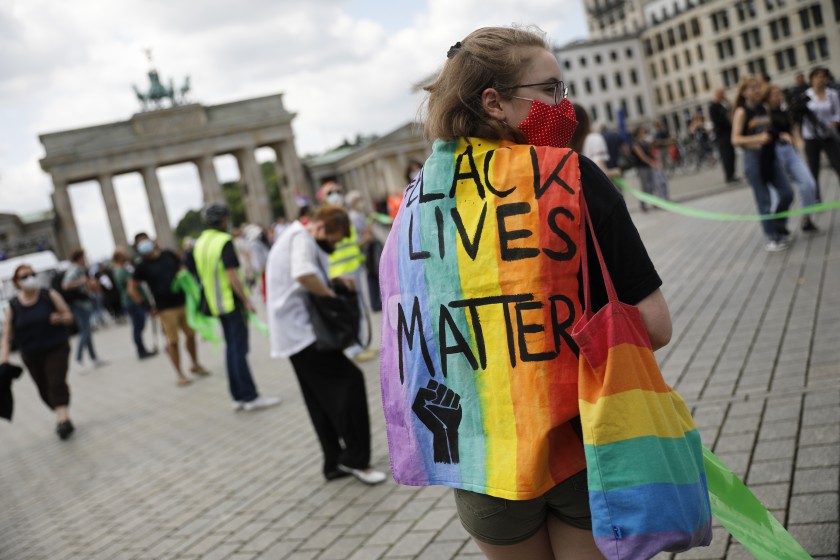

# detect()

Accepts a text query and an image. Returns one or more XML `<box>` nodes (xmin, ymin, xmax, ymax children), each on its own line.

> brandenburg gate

<box><xmin>39</xmin><ymin>93</ymin><xmax>309</xmax><ymax>255</ymax></box>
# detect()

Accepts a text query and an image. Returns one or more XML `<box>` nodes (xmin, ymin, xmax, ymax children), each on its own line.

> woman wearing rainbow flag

<box><xmin>379</xmin><ymin>26</ymin><xmax>672</xmax><ymax>559</ymax></box>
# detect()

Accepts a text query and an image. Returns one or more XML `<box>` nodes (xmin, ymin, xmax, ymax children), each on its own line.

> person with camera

<box><xmin>799</xmin><ymin>66</ymin><xmax>840</xmax><ymax>202</ymax></box>
<box><xmin>265</xmin><ymin>205</ymin><xmax>386</xmax><ymax>485</ymax></box>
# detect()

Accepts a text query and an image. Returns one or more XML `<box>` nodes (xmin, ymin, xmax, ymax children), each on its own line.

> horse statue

<box><xmin>132</xmin><ymin>63</ymin><xmax>190</xmax><ymax>111</ymax></box>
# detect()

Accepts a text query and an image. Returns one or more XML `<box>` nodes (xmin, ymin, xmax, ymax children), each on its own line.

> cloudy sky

<box><xmin>0</xmin><ymin>0</ymin><xmax>586</xmax><ymax>260</ymax></box>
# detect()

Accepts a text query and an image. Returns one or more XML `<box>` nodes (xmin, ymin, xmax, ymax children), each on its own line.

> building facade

<box><xmin>556</xmin><ymin>35</ymin><xmax>655</xmax><ymax>131</ymax></box>
<box><xmin>578</xmin><ymin>0</ymin><xmax>839</xmax><ymax>134</ymax></box>
<box><xmin>0</xmin><ymin>212</ymin><xmax>61</xmax><ymax>260</ymax></box>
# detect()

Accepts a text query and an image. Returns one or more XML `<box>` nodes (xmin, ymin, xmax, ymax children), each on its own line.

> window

<box><xmin>678</xmin><ymin>80</ymin><xmax>685</xmax><ymax>98</ymax></box>
<box><xmin>626</xmin><ymin>47</ymin><xmax>633</xmax><ymax>58</ymax></box>
<box><xmin>697</xmin><ymin>44</ymin><xmax>705</xmax><ymax>61</ymax></box>
<box><xmin>564</xmin><ymin>60</ymin><xmax>571</xmax><ymax>69</ymax></box>
<box><xmin>615</xmin><ymin>72</ymin><xmax>623</xmax><ymax>87</ymax></box>
<box><xmin>774</xmin><ymin>47</ymin><xmax>797</xmax><ymax>70</ymax></box>
<box><xmin>818</xmin><ymin>36</ymin><xmax>829</xmax><ymax>58</ymax></box>
<box><xmin>569</xmin><ymin>81</ymin><xmax>577</xmax><ymax>96</ymax></box>
<box><xmin>673</xmin><ymin>53</ymin><xmax>680</xmax><ymax>70</ymax></box>
<box><xmin>636</xmin><ymin>95</ymin><xmax>645</xmax><ymax>115</ymax></box>
<box><xmin>610</xmin><ymin>50</ymin><xmax>618</xmax><ymax>61</ymax></box>
<box><xmin>579</xmin><ymin>56</ymin><xmax>587</xmax><ymax>67</ymax></box>
<box><xmin>591</xmin><ymin>105</ymin><xmax>599</xmax><ymax>121</ymax></box>
<box><xmin>835</xmin><ymin>0</ymin><xmax>840</xmax><ymax>22</ymax></box>
<box><xmin>690</xmin><ymin>75</ymin><xmax>698</xmax><ymax>94</ymax></box>
<box><xmin>662</xmin><ymin>58</ymin><xmax>668</xmax><ymax>73</ymax></box>
<box><xmin>651</xmin><ymin>63</ymin><xmax>658</xmax><ymax>79</ymax></box>
<box><xmin>703</xmin><ymin>70</ymin><xmax>710</xmax><ymax>90</ymax></box>
<box><xmin>765</xmin><ymin>0</ymin><xmax>774</xmax><ymax>11</ymax></box>
<box><xmin>656</xmin><ymin>34</ymin><xmax>664</xmax><ymax>51</ymax></box>
<box><xmin>806</xmin><ymin>39</ymin><xmax>818</xmax><ymax>61</ymax></box>
<box><xmin>679</xmin><ymin>23</ymin><xmax>688</xmax><ymax>41</ymax></box>
<box><xmin>691</xmin><ymin>17</ymin><xmax>701</xmax><ymax>36</ymax></box>
<box><xmin>742</xmin><ymin>28</ymin><xmax>762</xmax><ymax>51</ymax></box>
<box><xmin>631</xmin><ymin>69</ymin><xmax>638</xmax><ymax>84</ymax></box>
<box><xmin>800</xmin><ymin>7</ymin><xmax>811</xmax><ymax>29</ymax></box>
<box><xmin>721</xmin><ymin>67</ymin><xmax>740</xmax><ymax>87</ymax></box>
<box><xmin>667</xmin><ymin>28</ymin><xmax>676</xmax><ymax>46</ymax></box>
<box><xmin>655</xmin><ymin>87</ymin><xmax>663</xmax><ymax>105</ymax></box>
<box><xmin>595</xmin><ymin>53</ymin><xmax>603</xmax><ymax>63</ymax></box>
<box><xmin>585</xmin><ymin>78</ymin><xmax>592</xmax><ymax>94</ymax></box>
<box><xmin>644</xmin><ymin>38</ymin><xmax>653</xmax><ymax>56</ymax></box>
<box><xmin>666</xmin><ymin>84</ymin><xmax>674</xmax><ymax>103</ymax></box>
<box><xmin>599</xmin><ymin>75</ymin><xmax>607</xmax><ymax>90</ymax></box>
<box><xmin>781</xmin><ymin>16</ymin><xmax>790</xmax><ymax>36</ymax></box>
<box><xmin>812</xmin><ymin>4</ymin><xmax>823</xmax><ymax>25</ymax></box>
<box><xmin>685</xmin><ymin>49</ymin><xmax>692</xmax><ymax>65</ymax></box>
<box><xmin>606</xmin><ymin>103</ymin><xmax>614</xmax><ymax>121</ymax></box>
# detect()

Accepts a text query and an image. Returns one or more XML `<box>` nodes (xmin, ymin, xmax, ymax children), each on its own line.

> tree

<box><xmin>174</xmin><ymin>160</ymin><xmax>286</xmax><ymax>244</ymax></box>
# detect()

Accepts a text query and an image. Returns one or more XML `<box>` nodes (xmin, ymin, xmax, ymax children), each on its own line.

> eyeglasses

<box><xmin>496</xmin><ymin>80</ymin><xmax>568</xmax><ymax>105</ymax></box>
<box><xmin>16</xmin><ymin>273</ymin><xmax>35</xmax><ymax>281</ymax></box>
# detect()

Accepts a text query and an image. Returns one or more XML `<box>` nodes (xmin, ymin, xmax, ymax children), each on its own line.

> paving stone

<box><xmin>747</xmin><ymin>458</ymin><xmax>794</xmax><ymax>485</ymax></box>
<box><xmin>793</xmin><ymin>467</ymin><xmax>840</xmax><ymax>494</ymax></box>
<box><xmin>757</xmin><ymin>420</ymin><xmax>799</xmax><ymax>442</ymax></box>
<box><xmin>383</xmin><ymin>531</ymin><xmax>437</xmax><ymax>557</ymax></box>
<box><xmin>788</xmin><ymin>494</ymin><xmax>839</xmax><ymax>523</ymax></box>
<box><xmin>787</xmin><ymin>524</ymin><xmax>840</xmax><ymax>557</ymax></box>
<box><xmin>414</xmin><ymin>540</ymin><xmax>465</xmax><ymax>560</ymax></box>
<box><xmin>799</xmin><ymin>424</ymin><xmax>840</xmax><ymax>446</ymax></box>
<box><xmin>319</xmin><ymin>536</ymin><xmax>368</xmax><ymax>560</ymax></box>
<box><xmin>365</xmin><ymin>521</ymin><xmax>414</xmax><ymax>546</ymax></box>
<box><xmin>796</xmin><ymin>444</ymin><xmax>840</xmax><ymax>469</ymax></box>
<box><xmin>752</xmin><ymin>438</ymin><xmax>796</xmax><ymax>461</ymax></box>
<box><xmin>747</xmin><ymin>482</ymin><xmax>790</xmax><ymax>510</ymax></box>
<box><xmin>713</xmin><ymin>433</ymin><xmax>756</xmax><ymax>454</ymax></box>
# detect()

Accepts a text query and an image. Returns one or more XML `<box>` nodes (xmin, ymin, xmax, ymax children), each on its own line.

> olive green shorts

<box><xmin>453</xmin><ymin>470</ymin><xmax>591</xmax><ymax>546</ymax></box>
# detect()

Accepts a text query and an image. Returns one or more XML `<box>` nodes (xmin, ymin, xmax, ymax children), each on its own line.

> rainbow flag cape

<box><xmin>379</xmin><ymin>138</ymin><xmax>587</xmax><ymax>499</ymax></box>
<box><xmin>572</xmin><ymin>202</ymin><xmax>712</xmax><ymax>558</ymax></box>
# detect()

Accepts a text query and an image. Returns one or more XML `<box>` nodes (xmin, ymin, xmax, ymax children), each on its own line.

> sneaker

<box><xmin>337</xmin><ymin>465</ymin><xmax>387</xmax><ymax>485</ymax></box>
<box><xmin>765</xmin><ymin>240</ymin><xmax>790</xmax><ymax>252</ymax></box>
<box><xmin>138</xmin><ymin>350</ymin><xmax>157</xmax><ymax>360</ymax></box>
<box><xmin>802</xmin><ymin>220</ymin><xmax>820</xmax><ymax>233</ymax></box>
<box><xmin>352</xmin><ymin>349</ymin><xmax>379</xmax><ymax>363</ymax></box>
<box><xmin>56</xmin><ymin>420</ymin><xmax>75</xmax><ymax>440</ymax></box>
<box><xmin>241</xmin><ymin>396</ymin><xmax>281</xmax><ymax>411</ymax></box>
<box><xmin>232</xmin><ymin>401</ymin><xmax>245</xmax><ymax>412</ymax></box>
<box><xmin>92</xmin><ymin>359</ymin><xmax>108</xmax><ymax>368</ymax></box>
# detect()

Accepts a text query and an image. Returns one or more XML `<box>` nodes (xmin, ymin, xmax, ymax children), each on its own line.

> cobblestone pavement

<box><xmin>1</xmin><ymin>168</ymin><xmax>838</xmax><ymax>559</ymax></box>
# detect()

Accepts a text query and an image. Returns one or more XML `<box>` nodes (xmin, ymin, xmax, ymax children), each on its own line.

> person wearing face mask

<box><xmin>128</xmin><ymin>232</ymin><xmax>209</xmax><ymax>386</ymax></box>
<box><xmin>265</xmin><ymin>205</ymin><xmax>386</xmax><ymax>485</ymax></box>
<box><xmin>191</xmin><ymin>204</ymin><xmax>280</xmax><ymax>411</ymax></box>
<box><xmin>378</xmin><ymin>26</ymin><xmax>671</xmax><ymax>559</ymax></box>
<box><xmin>321</xmin><ymin>182</ymin><xmax>378</xmax><ymax>363</ymax></box>
<box><xmin>1</xmin><ymin>265</ymin><xmax>76</xmax><ymax>439</ymax></box>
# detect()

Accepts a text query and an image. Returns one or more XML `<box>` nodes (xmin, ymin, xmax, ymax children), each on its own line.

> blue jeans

<box><xmin>742</xmin><ymin>149</ymin><xmax>794</xmax><ymax>241</ymax></box>
<box><xmin>775</xmin><ymin>142</ymin><xmax>817</xmax><ymax>211</ymax></box>
<box><xmin>71</xmin><ymin>303</ymin><xmax>97</xmax><ymax>363</ymax></box>
<box><xmin>219</xmin><ymin>310</ymin><xmax>259</xmax><ymax>403</ymax></box>
<box><xmin>125</xmin><ymin>303</ymin><xmax>149</xmax><ymax>356</ymax></box>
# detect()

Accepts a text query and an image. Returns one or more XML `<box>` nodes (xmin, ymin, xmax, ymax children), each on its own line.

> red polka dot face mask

<box><xmin>515</xmin><ymin>98</ymin><xmax>578</xmax><ymax>149</ymax></box>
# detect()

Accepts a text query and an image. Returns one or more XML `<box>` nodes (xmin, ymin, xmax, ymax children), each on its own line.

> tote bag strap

<box><xmin>579</xmin><ymin>192</ymin><xmax>618</xmax><ymax>321</ymax></box>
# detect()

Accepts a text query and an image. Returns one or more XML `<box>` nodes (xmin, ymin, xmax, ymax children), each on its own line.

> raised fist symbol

<box><xmin>412</xmin><ymin>379</ymin><xmax>462</xmax><ymax>464</ymax></box>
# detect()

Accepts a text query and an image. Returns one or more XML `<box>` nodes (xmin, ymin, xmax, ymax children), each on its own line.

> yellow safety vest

<box><xmin>328</xmin><ymin>225</ymin><xmax>365</xmax><ymax>278</ymax></box>
<box><xmin>193</xmin><ymin>229</ymin><xmax>245</xmax><ymax>316</ymax></box>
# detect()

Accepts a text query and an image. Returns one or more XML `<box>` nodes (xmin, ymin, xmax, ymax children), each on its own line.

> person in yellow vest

<box><xmin>322</xmin><ymin>184</ymin><xmax>378</xmax><ymax>363</ymax></box>
<box><xmin>191</xmin><ymin>204</ymin><xmax>280</xmax><ymax>412</ymax></box>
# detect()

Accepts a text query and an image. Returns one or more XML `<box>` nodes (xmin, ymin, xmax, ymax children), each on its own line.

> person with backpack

<box><xmin>1</xmin><ymin>264</ymin><xmax>76</xmax><ymax>439</ymax></box>
<box><xmin>62</xmin><ymin>249</ymin><xmax>105</xmax><ymax>368</ymax></box>
<box><xmin>799</xmin><ymin>66</ymin><xmax>840</xmax><ymax>202</ymax></box>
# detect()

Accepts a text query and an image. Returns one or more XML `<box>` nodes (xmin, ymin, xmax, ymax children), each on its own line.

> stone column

<box><xmin>270</xmin><ymin>151</ymin><xmax>297</xmax><ymax>221</ymax></box>
<box><xmin>235</xmin><ymin>147</ymin><xmax>272</xmax><ymax>226</ymax></box>
<box><xmin>141</xmin><ymin>165</ymin><xmax>176</xmax><ymax>250</ymax></box>
<box><xmin>275</xmin><ymin>141</ymin><xmax>313</xmax><ymax>204</ymax></box>
<box><xmin>50</xmin><ymin>178</ymin><xmax>80</xmax><ymax>258</ymax></box>
<box><xmin>98</xmin><ymin>173</ymin><xmax>128</xmax><ymax>249</ymax></box>
<box><xmin>195</xmin><ymin>154</ymin><xmax>224</xmax><ymax>205</ymax></box>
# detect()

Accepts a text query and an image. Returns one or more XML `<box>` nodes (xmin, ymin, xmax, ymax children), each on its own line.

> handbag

<box><xmin>305</xmin><ymin>256</ymin><xmax>361</xmax><ymax>351</ymax></box>
<box><xmin>571</xmin><ymin>195</ymin><xmax>712</xmax><ymax>559</ymax></box>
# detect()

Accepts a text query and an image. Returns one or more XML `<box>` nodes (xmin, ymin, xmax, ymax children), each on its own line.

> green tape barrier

<box><xmin>614</xmin><ymin>178</ymin><xmax>840</xmax><ymax>221</ymax></box>
<box><xmin>704</xmin><ymin>448</ymin><xmax>812</xmax><ymax>559</ymax></box>
<box><xmin>248</xmin><ymin>312</ymin><xmax>270</xmax><ymax>336</ymax></box>
<box><xmin>171</xmin><ymin>270</ymin><xmax>222</xmax><ymax>345</ymax></box>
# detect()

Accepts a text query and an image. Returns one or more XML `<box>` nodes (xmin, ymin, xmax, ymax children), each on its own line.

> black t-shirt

<box><xmin>133</xmin><ymin>250</ymin><xmax>185</xmax><ymax>310</ymax></box>
<box><xmin>741</xmin><ymin>103</ymin><xmax>771</xmax><ymax>137</ymax></box>
<box><xmin>770</xmin><ymin>108</ymin><xmax>793</xmax><ymax>135</ymax></box>
<box><xmin>709</xmin><ymin>101</ymin><xmax>732</xmax><ymax>135</ymax></box>
<box><xmin>579</xmin><ymin>156</ymin><xmax>662</xmax><ymax>312</ymax></box>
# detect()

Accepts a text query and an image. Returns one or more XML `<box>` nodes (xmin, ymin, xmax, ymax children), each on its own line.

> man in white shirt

<box><xmin>266</xmin><ymin>206</ymin><xmax>386</xmax><ymax>485</ymax></box>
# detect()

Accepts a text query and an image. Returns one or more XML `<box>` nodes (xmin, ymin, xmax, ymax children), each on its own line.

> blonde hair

<box><xmin>423</xmin><ymin>26</ymin><xmax>548</xmax><ymax>142</ymax></box>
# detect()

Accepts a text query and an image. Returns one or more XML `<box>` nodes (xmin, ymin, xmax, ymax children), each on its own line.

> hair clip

<box><xmin>446</xmin><ymin>41</ymin><xmax>462</xmax><ymax>59</ymax></box>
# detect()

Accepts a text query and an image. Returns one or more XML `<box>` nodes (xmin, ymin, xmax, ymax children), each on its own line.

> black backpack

<box><xmin>50</xmin><ymin>270</ymin><xmax>88</xmax><ymax>304</ymax></box>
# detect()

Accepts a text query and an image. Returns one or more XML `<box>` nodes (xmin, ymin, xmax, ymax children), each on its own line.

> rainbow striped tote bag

<box><xmin>571</xmin><ymin>198</ymin><xmax>712</xmax><ymax>559</ymax></box>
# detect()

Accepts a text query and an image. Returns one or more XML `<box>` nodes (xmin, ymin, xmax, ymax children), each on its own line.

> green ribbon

<box><xmin>704</xmin><ymin>448</ymin><xmax>812</xmax><ymax>559</ymax></box>
<box><xmin>170</xmin><ymin>270</ymin><xmax>222</xmax><ymax>345</ymax></box>
<box><xmin>248</xmin><ymin>312</ymin><xmax>270</xmax><ymax>336</ymax></box>
<box><xmin>614</xmin><ymin>178</ymin><xmax>840</xmax><ymax>221</ymax></box>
